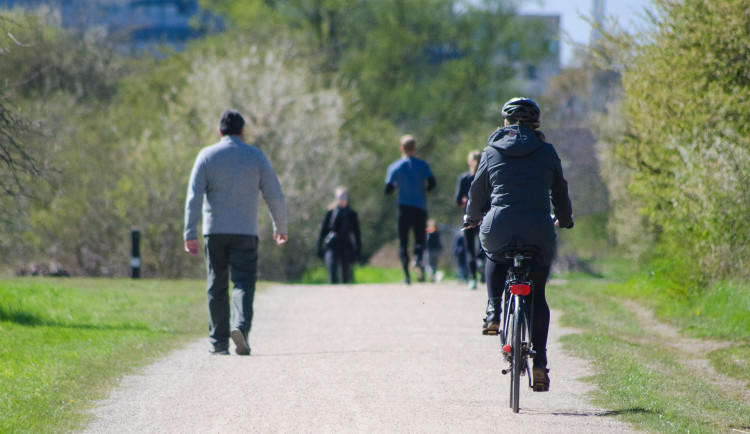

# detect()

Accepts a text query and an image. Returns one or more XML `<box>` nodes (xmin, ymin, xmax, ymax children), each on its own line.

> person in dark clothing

<box><xmin>424</xmin><ymin>219</ymin><xmax>443</xmax><ymax>282</ymax></box>
<box><xmin>454</xmin><ymin>149</ymin><xmax>485</xmax><ymax>289</ymax></box>
<box><xmin>464</xmin><ymin>97</ymin><xmax>574</xmax><ymax>392</ymax></box>
<box><xmin>452</xmin><ymin>231</ymin><xmax>469</xmax><ymax>282</ymax></box>
<box><xmin>316</xmin><ymin>186</ymin><xmax>362</xmax><ymax>284</ymax></box>
<box><xmin>385</xmin><ymin>135</ymin><xmax>436</xmax><ymax>284</ymax></box>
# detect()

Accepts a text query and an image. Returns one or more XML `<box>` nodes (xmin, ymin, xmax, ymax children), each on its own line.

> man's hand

<box><xmin>185</xmin><ymin>239</ymin><xmax>199</xmax><ymax>256</ymax></box>
<box><xmin>274</xmin><ymin>233</ymin><xmax>288</xmax><ymax>245</ymax></box>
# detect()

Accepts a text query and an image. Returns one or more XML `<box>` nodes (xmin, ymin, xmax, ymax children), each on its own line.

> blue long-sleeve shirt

<box><xmin>184</xmin><ymin>135</ymin><xmax>288</xmax><ymax>240</ymax></box>
<box><xmin>384</xmin><ymin>156</ymin><xmax>435</xmax><ymax>210</ymax></box>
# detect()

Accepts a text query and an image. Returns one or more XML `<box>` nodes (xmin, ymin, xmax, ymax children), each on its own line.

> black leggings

<box><xmin>397</xmin><ymin>205</ymin><xmax>426</xmax><ymax>268</ymax></box>
<box><xmin>485</xmin><ymin>258</ymin><xmax>550</xmax><ymax>355</ymax></box>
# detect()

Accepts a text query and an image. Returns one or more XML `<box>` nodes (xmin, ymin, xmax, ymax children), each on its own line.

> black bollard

<box><xmin>131</xmin><ymin>229</ymin><xmax>141</xmax><ymax>279</ymax></box>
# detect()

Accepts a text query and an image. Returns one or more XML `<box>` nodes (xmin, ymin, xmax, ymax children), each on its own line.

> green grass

<box><xmin>709</xmin><ymin>344</ymin><xmax>750</xmax><ymax>389</ymax></box>
<box><xmin>297</xmin><ymin>265</ymin><xmax>406</xmax><ymax>284</ymax></box>
<box><xmin>617</xmin><ymin>275</ymin><xmax>750</xmax><ymax>341</ymax></box>
<box><xmin>549</xmin><ymin>269</ymin><xmax>750</xmax><ymax>433</ymax></box>
<box><xmin>0</xmin><ymin>277</ymin><xmax>207</xmax><ymax>433</ymax></box>
<box><xmin>556</xmin><ymin>212</ymin><xmax>750</xmax><ymax>424</ymax></box>
<box><xmin>609</xmin><ymin>268</ymin><xmax>750</xmax><ymax>407</ymax></box>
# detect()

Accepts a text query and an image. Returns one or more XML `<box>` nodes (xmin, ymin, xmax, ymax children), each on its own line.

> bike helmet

<box><xmin>501</xmin><ymin>97</ymin><xmax>541</xmax><ymax>123</ymax></box>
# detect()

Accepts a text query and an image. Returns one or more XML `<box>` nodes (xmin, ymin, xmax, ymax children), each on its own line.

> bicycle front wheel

<box><xmin>511</xmin><ymin>296</ymin><xmax>524</xmax><ymax>413</ymax></box>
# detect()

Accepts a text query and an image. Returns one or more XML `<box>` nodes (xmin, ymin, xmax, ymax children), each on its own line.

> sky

<box><xmin>518</xmin><ymin>0</ymin><xmax>654</xmax><ymax>66</ymax></box>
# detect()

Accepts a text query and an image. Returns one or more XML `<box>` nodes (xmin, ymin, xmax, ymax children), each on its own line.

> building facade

<box><xmin>0</xmin><ymin>0</ymin><xmax>214</xmax><ymax>51</ymax></box>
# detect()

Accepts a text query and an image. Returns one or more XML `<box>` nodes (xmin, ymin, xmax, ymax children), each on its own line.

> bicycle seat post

<box><xmin>513</xmin><ymin>253</ymin><xmax>523</xmax><ymax>268</ymax></box>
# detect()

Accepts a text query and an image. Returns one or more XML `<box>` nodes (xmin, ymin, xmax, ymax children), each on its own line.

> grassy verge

<box><xmin>611</xmin><ymin>262</ymin><xmax>750</xmax><ymax>393</ymax></box>
<box><xmin>0</xmin><ymin>277</ymin><xmax>209</xmax><ymax>433</ymax></box>
<box><xmin>549</xmin><ymin>270</ymin><xmax>750</xmax><ymax>432</ymax></box>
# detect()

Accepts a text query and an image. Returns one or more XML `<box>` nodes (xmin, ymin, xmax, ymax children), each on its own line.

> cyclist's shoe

<box><xmin>231</xmin><ymin>329</ymin><xmax>251</xmax><ymax>356</ymax></box>
<box><xmin>482</xmin><ymin>320</ymin><xmax>500</xmax><ymax>335</ymax></box>
<box><xmin>482</xmin><ymin>297</ymin><xmax>502</xmax><ymax>335</ymax></box>
<box><xmin>532</xmin><ymin>366</ymin><xmax>550</xmax><ymax>391</ymax></box>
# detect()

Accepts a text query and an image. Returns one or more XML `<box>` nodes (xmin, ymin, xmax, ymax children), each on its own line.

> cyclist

<box><xmin>464</xmin><ymin>97</ymin><xmax>573</xmax><ymax>391</ymax></box>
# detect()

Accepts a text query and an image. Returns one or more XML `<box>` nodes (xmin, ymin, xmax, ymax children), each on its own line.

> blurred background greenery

<box><xmin>1</xmin><ymin>0</ymin><xmax>749</xmax><ymax>298</ymax></box>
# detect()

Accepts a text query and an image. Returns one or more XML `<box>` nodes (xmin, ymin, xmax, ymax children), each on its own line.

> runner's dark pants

<box><xmin>485</xmin><ymin>257</ymin><xmax>550</xmax><ymax>364</ymax></box>
<box><xmin>397</xmin><ymin>205</ymin><xmax>426</xmax><ymax>277</ymax></box>
<box><xmin>204</xmin><ymin>234</ymin><xmax>258</xmax><ymax>351</ymax></box>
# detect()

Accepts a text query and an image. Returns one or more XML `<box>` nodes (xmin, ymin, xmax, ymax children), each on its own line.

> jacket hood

<box><xmin>487</xmin><ymin>125</ymin><xmax>543</xmax><ymax>157</ymax></box>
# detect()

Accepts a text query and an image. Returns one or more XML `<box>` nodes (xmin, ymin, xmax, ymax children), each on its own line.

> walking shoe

<box><xmin>468</xmin><ymin>279</ymin><xmax>477</xmax><ymax>290</ymax></box>
<box><xmin>482</xmin><ymin>320</ymin><xmax>500</xmax><ymax>335</ymax></box>
<box><xmin>231</xmin><ymin>329</ymin><xmax>251</xmax><ymax>356</ymax></box>
<box><xmin>532</xmin><ymin>366</ymin><xmax>550</xmax><ymax>391</ymax></box>
<box><xmin>403</xmin><ymin>275</ymin><xmax>411</xmax><ymax>285</ymax></box>
<box><xmin>209</xmin><ymin>346</ymin><xmax>229</xmax><ymax>355</ymax></box>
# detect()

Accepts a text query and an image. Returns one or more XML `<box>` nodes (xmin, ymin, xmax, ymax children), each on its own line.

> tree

<box><xmin>606</xmin><ymin>0</ymin><xmax>750</xmax><ymax>282</ymax></box>
<box><xmin>0</xmin><ymin>9</ymin><xmax>128</xmax><ymax>275</ymax></box>
<box><xmin>0</xmin><ymin>14</ymin><xmax>45</xmax><ymax>204</ymax></box>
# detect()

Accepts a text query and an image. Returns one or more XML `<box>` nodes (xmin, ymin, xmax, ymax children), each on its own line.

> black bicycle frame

<box><xmin>499</xmin><ymin>252</ymin><xmax>536</xmax><ymax>386</ymax></box>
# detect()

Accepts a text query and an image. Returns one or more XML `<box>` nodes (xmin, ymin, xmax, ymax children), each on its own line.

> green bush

<box><xmin>608</xmin><ymin>0</ymin><xmax>750</xmax><ymax>283</ymax></box>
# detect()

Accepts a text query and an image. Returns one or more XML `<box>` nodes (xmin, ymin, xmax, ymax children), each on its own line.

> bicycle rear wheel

<box><xmin>503</xmin><ymin>294</ymin><xmax>513</xmax><ymax>408</ymax></box>
<box><xmin>511</xmin><ymin>296</ymin><xmax>524</xmax><ymax>413</ymax></box>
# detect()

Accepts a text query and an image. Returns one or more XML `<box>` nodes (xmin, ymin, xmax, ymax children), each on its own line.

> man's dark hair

<box><xmin>219</xmin><ymin>110</ymin><xmax>245</xmax><ymax>136</ymax></box>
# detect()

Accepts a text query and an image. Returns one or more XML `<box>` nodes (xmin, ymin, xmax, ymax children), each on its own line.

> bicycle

<box><xmin>496</xmin><ymin>246</ymin><xmax>540</xmax><ymax>413</ymax></box>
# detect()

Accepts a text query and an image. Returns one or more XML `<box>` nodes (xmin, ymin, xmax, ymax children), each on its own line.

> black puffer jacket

<box><xmin>317</xmin><ymin>205</ymin><xmax>362</xmax><ymax>258</ymax></box>
<box><xmin>466</xmin><ymin>125</ymin><xmax>573</xmax><ymax>265</ymax></box>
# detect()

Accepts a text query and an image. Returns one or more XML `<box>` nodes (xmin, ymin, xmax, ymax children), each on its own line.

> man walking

<box><xmin>184</xmin><ymin>109</ymin><xmax>288</xmax><ymax>355</ymax></box>
<box><xmin>384</xmin><ymin>135</ymin><xmax>436</xmax><ymax>284</ymax></box>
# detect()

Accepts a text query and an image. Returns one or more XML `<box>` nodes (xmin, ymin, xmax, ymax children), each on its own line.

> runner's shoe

<box><xmin>413</xmin><ymin>261</ymin><xmax>426</xmax><ymax>282</ymax></box>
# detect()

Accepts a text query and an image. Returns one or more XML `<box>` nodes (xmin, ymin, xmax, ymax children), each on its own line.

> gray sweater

<box><xmin>184</xmin><ymin>135</ymin><xmax>288</xmax><ymax>240</ymax></box>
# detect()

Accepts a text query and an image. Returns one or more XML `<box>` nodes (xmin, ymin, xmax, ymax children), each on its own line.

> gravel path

<box><xmin>83</xmin><ymin>281</ymin><xmax>636</xmax><ymax>433</ymax></box>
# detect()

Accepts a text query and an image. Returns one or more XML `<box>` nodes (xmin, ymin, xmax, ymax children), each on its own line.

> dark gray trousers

<box><xmin>324</xmin><ymin>248</ymin><xmax>353</xmax><ymax>284</ymax></box>
<box><xmin>204</xmin><ymin>234</ymin><xmax>258</xmax><ymax>350</ymax></box>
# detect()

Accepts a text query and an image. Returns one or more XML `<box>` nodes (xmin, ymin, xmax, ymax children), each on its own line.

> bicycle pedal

<box><xmin>482</xmin><ymin>330</ymin><xmax>498</xmax><ymax>335</ymax></box>
<box><xmin>501</xmin><ymin>368</ymin><xmax>510</xmax><ymax>375</ymax></box>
